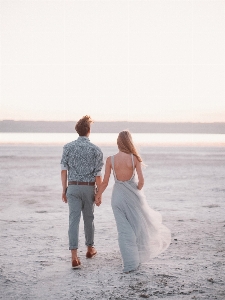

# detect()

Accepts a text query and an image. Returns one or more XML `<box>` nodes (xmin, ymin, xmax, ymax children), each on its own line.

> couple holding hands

<box><xmin>60</xmin><ymin>115</ymin><xmax>170</xmax><ymax>273</ymax></box>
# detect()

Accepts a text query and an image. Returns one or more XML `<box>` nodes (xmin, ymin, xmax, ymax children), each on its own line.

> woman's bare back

<box><xmin>113</xmin><ymin>152</ymin><xmax>134</xmax><ymax>181</ymax></box>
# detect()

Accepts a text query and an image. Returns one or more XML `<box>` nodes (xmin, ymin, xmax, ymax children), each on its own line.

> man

<box><xmin>60</xmin><ymin>115</ymin><xmax>103</xmax><ymax>268</ymax></box>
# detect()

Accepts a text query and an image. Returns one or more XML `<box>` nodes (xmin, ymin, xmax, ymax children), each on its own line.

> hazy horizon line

<box><xmin>1</xmin><ymin>120</ymin><xmax>225</xmax><ymax>124</ymax></box>
<box><xmin>1</xmin><ymin>120</ymin><xmax>225</xmax><ymax>134</ymax></box>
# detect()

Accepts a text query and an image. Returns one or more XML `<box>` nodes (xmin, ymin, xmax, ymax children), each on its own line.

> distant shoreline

<box><xmin>0</xmin><ymin>120</ymin><xmax>225</xmax><ymax>134</ymax></box>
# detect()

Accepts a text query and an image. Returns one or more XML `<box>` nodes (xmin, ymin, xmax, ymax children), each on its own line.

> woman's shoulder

<box><xmin>106</xmin><ymin>156</ymin><xmax>113</xmax><ymax>164</ymax></box>
<box><xmin>107</xmin><ymin>153</ymin><xmax>119</xmax><ymax>159</ymax></box>
<box><xmin>106</xmin><ymin>153</ymin><xmax>119</xmax><ymax>165</ymax></box>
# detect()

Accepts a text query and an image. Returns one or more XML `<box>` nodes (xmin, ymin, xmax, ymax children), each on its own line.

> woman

<box><xmin>95</xmin><ymin>130</ymin><xmax>171</xmax><ymax>273</ymax></box>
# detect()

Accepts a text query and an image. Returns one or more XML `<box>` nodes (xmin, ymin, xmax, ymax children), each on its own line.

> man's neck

<box><xmin>78</xmin><ymin>135</ymin><xmax>89</xmax><ymax>138</ymax></box>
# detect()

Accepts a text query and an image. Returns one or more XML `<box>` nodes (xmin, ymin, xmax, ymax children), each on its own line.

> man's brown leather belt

<box><xmin>68</xmin><ymin>181</ymin><xmax>95</xmax><ymax>186</ymax></box>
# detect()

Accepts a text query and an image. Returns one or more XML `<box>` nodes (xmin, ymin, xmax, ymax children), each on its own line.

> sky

<box><xmin>0</xmin><ymin>0</ymin><xmax>225</xmax><ymax>122</ymax></box>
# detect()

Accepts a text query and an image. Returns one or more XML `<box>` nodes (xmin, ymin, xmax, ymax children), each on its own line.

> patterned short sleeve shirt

<box><xmin>60</xmin><ymin>136</ymin><xmax>104</xmax><ymax>182</ymax></box>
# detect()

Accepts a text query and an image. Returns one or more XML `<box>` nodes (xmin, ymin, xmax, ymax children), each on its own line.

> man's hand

<box><xmin>95</xmin><ymin>194</ymin><xmax>102</xmax><ymax>207</ymax></box>
<box><xmin>62</xmin><ymin>192</ymin><xmax>67</xmax><ymax>203</ymax></box>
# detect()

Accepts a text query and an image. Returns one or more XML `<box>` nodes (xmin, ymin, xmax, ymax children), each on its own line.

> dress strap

<box><xmin>111</xmin><ymin>156</ymin><xmax>117</xmax><ymax>180</ymax></box>
<box><xmin>131</xmin><ymin>154</ymin><xmax>135</xmax><ymax>170</ymax></box>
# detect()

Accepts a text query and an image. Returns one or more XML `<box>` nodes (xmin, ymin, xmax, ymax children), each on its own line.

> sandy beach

<box><xmin>0</xmin><ymin>145</ymin><xmax>224</xmax><ymax>299</ymax></box>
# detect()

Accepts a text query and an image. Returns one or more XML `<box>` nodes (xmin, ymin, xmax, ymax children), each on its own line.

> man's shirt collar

<box><xmin>77</xmin><ymin>136</ymin><xmax>90</xmax><ymax>142</ymax></box>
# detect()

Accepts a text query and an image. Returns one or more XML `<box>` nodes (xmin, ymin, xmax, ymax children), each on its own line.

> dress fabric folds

<box><xmin>111</xmin><ymin>155</ymin><xmax>171</xmax><ymax>272</ymax></box>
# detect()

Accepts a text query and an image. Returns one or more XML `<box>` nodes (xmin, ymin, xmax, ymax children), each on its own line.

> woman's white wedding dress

<box><xmin>111</xmin><ymin>154</ymin><xmax>171</xmax><ymax>272</ymax></box>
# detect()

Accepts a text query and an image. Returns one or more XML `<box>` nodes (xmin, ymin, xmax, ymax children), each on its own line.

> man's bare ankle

<box><xmin>71</xmin><ymin>249</ymin><xmax>78</xmax><ymax>260</ymax></box>
<box><xmin>87</xmin><ymin>246</ymin><xmax>95</xmax><ymax>253</ymax></box>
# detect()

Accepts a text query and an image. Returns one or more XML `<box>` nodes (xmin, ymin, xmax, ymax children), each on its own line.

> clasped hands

<box><xmin>95</xmin><ymin>193</ymin><xmax>102</xmax><ymax>207</ymax></box>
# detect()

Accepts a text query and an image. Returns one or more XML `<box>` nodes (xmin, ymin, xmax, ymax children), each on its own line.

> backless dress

<box><xmin>111</xmin><ymin>154</ymin><xmax>171</xmax><ymax>272</ymax></box>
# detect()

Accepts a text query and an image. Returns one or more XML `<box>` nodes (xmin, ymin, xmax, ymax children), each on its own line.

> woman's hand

<box><xmin>137</xmin><ymin>181</ymin><xmax>144</xmax><ymax>190</ymax></box>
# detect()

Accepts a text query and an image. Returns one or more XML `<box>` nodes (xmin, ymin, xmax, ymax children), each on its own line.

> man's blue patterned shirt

<box><xmin>60</xmin><ymin>136</ymin><xmax>104</xmax><ymax>182</ymax></box>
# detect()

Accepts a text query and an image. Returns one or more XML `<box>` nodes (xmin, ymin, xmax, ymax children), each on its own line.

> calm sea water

<box><xmin>0</xmin><ymin>132</ymin><xmax>225</xmax><ymax>146</ymax></box>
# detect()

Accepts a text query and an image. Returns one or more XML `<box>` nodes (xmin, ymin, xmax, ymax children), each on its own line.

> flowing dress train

<box><xmin>111</xmin><ymin>155</ymin><xmax>171</xmax><ymax>272</ymax></box>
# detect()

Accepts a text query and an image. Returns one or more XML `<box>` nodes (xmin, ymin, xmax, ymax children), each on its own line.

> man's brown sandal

<box><xmin>72</xmin><ymin>258</ymin><xmax>81</xmax><ymax>269</ymax></box>
<box><xmin>86</xmin><ymin>251</ymin><xmax>97</xmax><ymax>258</ymax></box>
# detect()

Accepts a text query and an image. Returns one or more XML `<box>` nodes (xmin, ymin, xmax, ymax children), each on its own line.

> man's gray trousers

<box><xmin>66</xmin><ymin>185</ymin><xmax>95</xmax><ymax>249</ymax></box>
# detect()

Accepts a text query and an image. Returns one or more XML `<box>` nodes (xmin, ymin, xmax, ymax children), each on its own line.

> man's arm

<box><xmin>93</xmin><ymin>149</ymin><xmax>104</xmax><ymax>206</ymax></box>
<box><xmin>94</xmin><ymin>149</ymin><xmax>104</xmax><ymax>178</ymax></box>
<box><xmin>61</xmin><ymin>170</ymin><xmax>68</xmax><ymax>203</ymax></box>
<box><xmin>60</xmin><ymin>144</ymin><xmax>69</xmax><ymax>203</ymax></box>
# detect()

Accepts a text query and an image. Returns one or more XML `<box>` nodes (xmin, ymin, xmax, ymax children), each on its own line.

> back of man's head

<box><xmin>75</xmin><ymin>115</ymin><xmax>93</xmax><ymax>136</ymax></box>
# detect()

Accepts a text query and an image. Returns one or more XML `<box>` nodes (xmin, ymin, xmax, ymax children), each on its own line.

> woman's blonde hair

<box><xmin>117</xmin><ymin>130</ymin><xmax>142</xmax><ymax>162</ymax></box>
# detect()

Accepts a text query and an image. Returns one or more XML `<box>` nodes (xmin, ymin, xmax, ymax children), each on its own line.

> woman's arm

<box><xmin>95</xmin><ymin>175</ymin><xmax>102</xmax><ymax>191</ymax></box>
<box><xmin>135</xmin><ymin>159</ymin><xmax>144</xmax><ymax>190</ymax></box>
<box><xmin>95</xmin><ymin>157</ymin><xmax>112</xmax><ymax>205</ymax></box>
